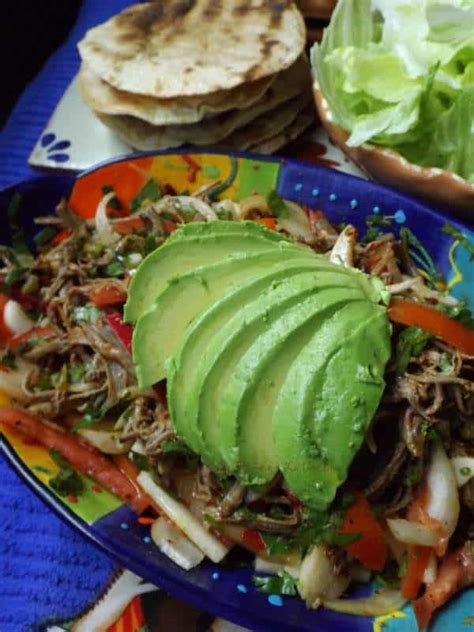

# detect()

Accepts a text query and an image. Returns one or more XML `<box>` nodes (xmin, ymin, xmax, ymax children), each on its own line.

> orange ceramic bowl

<box><xmin>313</xmin><ymin>83</ymin><xmax>474</xmax><ymax>220</ymax></box>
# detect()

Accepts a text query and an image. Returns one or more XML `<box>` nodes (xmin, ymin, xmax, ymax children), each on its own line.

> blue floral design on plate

<box><xmin>40</xmin><ymin>133</ymin><xmax>71</xmax><ymax>163</ymax></box>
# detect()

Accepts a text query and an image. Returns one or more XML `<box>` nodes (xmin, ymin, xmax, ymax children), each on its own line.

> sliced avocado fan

<box><xmin>129</xmin><ymin>220</ymin><xmax>391</xmax><ymax>511</ymax></box>
<box><xmin>124</xmin><ymin>220</ymin><xmax>292</xmax><ymax>321</ymax></box>
<box><xmin>132</xmin><ymin>243</ymin><xmax>316</xmax><ymax>387</ymax></box>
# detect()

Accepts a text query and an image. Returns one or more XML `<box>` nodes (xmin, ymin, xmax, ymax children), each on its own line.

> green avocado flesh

<box><xmin>273</xmin><ymin>301</ymin><xmax>391</xmax><ymax>510</ymax></box>
<box><xmin>129</xmin><ymin>220</ymin><xmax>391</xmax><ymax>510</ymax></box>
<box><xmin>124</xmin><ymin>221</ymin><xmax>291</xmax><ymax>321</ymax></box>
<box><xmin>132</xmin><ymin>245</ymin><xmax>316</xmax><ymax>387</ymax></box>
<box><xmin>170</xmin><ymin>269</ymin><xmax>336</xmax><ymax>469</ymax></box>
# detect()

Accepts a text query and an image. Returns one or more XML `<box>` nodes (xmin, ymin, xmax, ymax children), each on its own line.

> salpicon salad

<box><xmin>0</xmin><ymin>178</ymin><xmax>473</xmax><ymax>630</ymax></box>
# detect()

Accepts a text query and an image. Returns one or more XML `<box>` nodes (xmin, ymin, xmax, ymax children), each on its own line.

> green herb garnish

<box><xmin>102</xmin><ymin>184</ymin><xmax>122</xmax><ymax>210</ymax></box>
<box><xmin>253</xmin><ymin>572</ymin><xmax>298</xmax><ymax>596</ymax></box>
<box><xmin>72</xmin><ymin>405</ymin><xmax>106</xmax><ymax>432</ymax></box>
<box><xmin>0</xmin><ymin>351</ymin><xmax>17</xmax><ymax>370</ymax></box>
<box><xmin>160</xmin><ymin>439</ymin><xmax>194</xmax><ymax>455</ymax></box>
<box><xmin>49</xmin><ymin>468</ymin><xmax>84</xmax><ymax>497</ymax></box>
<box><xmin>104</xmin><ymin>260</ymin><xmax>126</xmax><ymax>278</ymax></box>
<box><xmin>7</xmin><ymin>192</ymin><xmax>33</xmax><ymax>265</ymax></box>
<box><xmin>395</xmin><ymin>326</ymin><xmax>431</xmax><ymax>375</ymax></box>
<box><xmin>48</xmin><ymin>449</ymin><xmax>84</xmax><ymax>498</ymax></box>
<box><xmin>130</xmin><ymin>179</ymin><xmax>162</xmax><ymax>212</ymax></box>
<box><xmin>130</xmin><ymin>451</ymin><xmax>151</xmax><ymax>471</ymax></box>
<box><xmin>266</xmin><ymin>190</ymin><xmax>289</xmax><ymax>218</ymax></box>
<box><xmin>34</xmin><ymin>226</ymin><xmax>57</xmax><ymax>247</ymax></box>
<box><xmin>68</xmin><ymin>363</ymin><xmax>88</xmax><ymax>384</ymax></box>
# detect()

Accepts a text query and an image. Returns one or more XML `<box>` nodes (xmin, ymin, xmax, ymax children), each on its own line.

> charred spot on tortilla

<box><xmin>203</xmin><ymin>0</ymin><xmax>223</xmax><ymax>20</ymax></box>
<box><xmin>260</xmin><ymin>37</ymin><xmax>279</xmax><ymax>58</ymax></box>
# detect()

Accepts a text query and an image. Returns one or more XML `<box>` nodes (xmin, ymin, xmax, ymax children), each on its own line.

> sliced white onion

<box><xmin>214</xmin><ymin>199</ymin><xmax>240</xmax><ymax>219</ymax></box>
<box><xmin>151</xmin><ymin>517</ymin><xmax>205</xmax><ymax>570</ymax></box>
<box><xmin>236</xmin><ymin>194</ymin><xmax>268</xmax><ymax>220</ymax></box>
<box><xmin>324</xmin><ymin>589</ymin><xmax>406</xmax><ymax>616</ymax></box>
<box><xmin>423</xmin><ymin>551</ymin><xmax>438</xmax><ymax>585</ymax></box>
<box><xmin>3</xmin><ymin>300</ymin><xmax>35</xmax><ymax>336</ymax></box>
<box><xmin>170</xmin><ymin>196</ymin><xmax>217</xmax><ymax>221</ymax></box>
<box><xmin>298</xmin><ymin>545</ymin><xmax>350</xmax><ymax>607</ymax></box>
<box><xmin>254</xmin><ymin>556</ymin><xmax>301</xmax><ymax>579</ymax></box>
<box><xmin>95</xmin><ymin>192</ymin><xmax>119</xmax><ymax>245</ymax></box>
<box><xmin>0</xmin><ymin>357</ymin><xmax>31</xmax><ymax>400</ymax></box>
<box><xmin>450</xmin><ymin>456</ymin><xmax>474</xmax><ymax>487</ymax></box>
<box><xmin>276</xmin><ymin>201</ymin><xmax>315</xmax><ymax>244</ymax></box>
<box><xmin>387</xmin><ymin>518</ymin><xmax>439</xmax><ymax>547</ymax></box>
<box><xmin>329</xmin><ymin>225</ymin><xmax>357</xmax><ymax>268</ymax></box>
<box><xmin>425</xmin><ymin>443</ymin><xmax>460</xmax><ymax>541</ymax></box>
<box><xmin>137</xmin><ymin>471</ymin><xmax>228</xmax><ymax>563</ymax></box>
<box><xmin>78</xmin><ymin>425</ymin><xmax>130</xmax><ymax>454</ymax></box>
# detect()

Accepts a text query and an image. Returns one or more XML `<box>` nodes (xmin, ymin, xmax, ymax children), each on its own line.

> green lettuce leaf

<box><xmin>311</xmin><ymin>0</ymin><xmax>474</xmax><ymax>181</ymax></box>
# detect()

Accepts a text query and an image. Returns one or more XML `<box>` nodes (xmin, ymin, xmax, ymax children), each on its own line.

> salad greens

<box><xmin>311</xmin><ymin>0</ymin><xmax>474</xmax><ymax>182</ymax></box>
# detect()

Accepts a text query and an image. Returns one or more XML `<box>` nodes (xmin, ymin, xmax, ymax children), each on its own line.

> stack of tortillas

<box><xmin>77</xmin><ymin>0</ymin><xmax>313</xmax><ymax>154</ymax></box>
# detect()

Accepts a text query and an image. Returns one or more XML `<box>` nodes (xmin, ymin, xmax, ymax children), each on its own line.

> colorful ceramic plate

<box><xmin>1</xmin><ymin>151</ymin><xmax>473</xmax><ymax>632</ymax></box>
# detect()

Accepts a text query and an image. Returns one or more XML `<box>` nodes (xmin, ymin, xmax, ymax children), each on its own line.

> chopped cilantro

<box><xmin>398</xmin><ymin>554</ymin><xmax>408</xmax><ymax>578</ymax></box>
<box><xmin>266</xmin><ymin>190</ymin><xmax>289</xmax><ymax>218</ymax></box>
<box><xmin>49</xmin><ymin>448</ymin><xmax>70</xmax><ymax>469</ymax></box>
<box><xmin>202</xmin><ymin>513</ymin><xmax>224</xmax><ymax>531</ymax></box>
<box><xmin>395</xmin><ymin>326</ymin><xmax>431</xmax><ymax>375</ymax></box>
<box><xmin>7</xmin><ymin>192</ymin><xmax>33</xmax><ymax>265</ymax></box>
<box><xmin>160</xmin><ymin>439</ymin><xmax>193</xmax><ymax>455</ymax></box>
<box><xmin>130</xmin><ymin>179</ymin><xmax>162</xmax><ymax>212</ymax></box>
<box><xmin>362</xmin><ymin>227</ymin><xmax>383</xmax><ymax>244</ymax></box>
<box><xmin>253</xmin><ymin>572</ymin><xmax>298</xmax><ymax>596</ymax></box>
<box><xmin>4</xmin><ymin>266</ymin><xmax>26</xmax><ymax>286</ymax></box>
<box><xmin>366</xmin><ymin>214</ymin><xmax>392</xmax><ymax>228</ymax></box>
<box><xmin>442</xmin><ymin>224</ymin><xmax>474</xmax><ymax>260</ymax></box>
<box><xmin>68</xmin><ymin>363</ymin><xmax>88</xmax><ymax>384</ymax></box>
<box><xmin>0</xmin><ymin>351</ymin><xmax>17</xmax><ymax>370</ymax></box>
<box><xmin>403</xmin><ymin>459</ymin><xmax>424</xmax><ymax>486</ymax></box>
<box><xmin>104</xmin><ymin>259</ymin><xmax>126</xmax><ymax>278</ymax></box>
<box><xmin>438</xmin><ymin>353</ymin><xmax>454</xmax><ymax>374</ymax></box>
<box><xmin>216</xmin><ymin>208</ymin><xmax>233</xmax><ymax>221</ymax></box>
<box><xmin>71</xmin><ymin>305</ymin><xmax>103</xmax><ymax>324</ymax></box>
<box><xmin>160</xmin><ymin>211</ymin><xmax>176</xmax><ymax>221</ymax></box>
<box><xmin>143</xmin><ymin>233</ymin><xmax>159</xmax><ymax>255</ymax></box>
<box><xmin>72</xmin><ymin>405</ymin><xmax>106</xmax><ymax>432</ymax></box>
<box><xmin>34</xmin><ymin>226</ymin><xmax>57</xmax><ymax>247</ymax></box>
<box><xmin>49</xmin><ymin>468</ymin><xmax>84</xmax><ymax>498</ymax></box>
<box><xmin>48</xmin><ymin>449</ymin><xmax>85</xmax><ymax>497</ymax></box>
<box><xmin>32</xmin><ymin>373</ymin><xmax>53</xmax><ymax>392</ymax></box>
<box><xmin>102</xmin><ymin>184</ymin><xmax>122</xmax><ymax>210</ymax></box>
<box><xmin>130</xmin><ymin>451</ymin><xmax>151</xmax><ymax>471</ymax></box>
<box><xmin>262</xmin><ymin>505</ymin><xmax>360</xmax><ymax>556</ymax></box>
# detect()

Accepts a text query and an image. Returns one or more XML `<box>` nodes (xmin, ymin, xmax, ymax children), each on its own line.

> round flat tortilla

<box><xmin>218</xmin><ymin>93</ymin><xmax>312</xmax><ymax>150</ymax></box>
<box><xmin>248</xmin><ymin>107</ymin><xmax>314</xmax><ymax>154</ymax></box>
<box><xmin>98</xmin><ymin>57</ymin><xmax>311</xmax><ymax>150</ymax></box>
<box><xmin>78</xmin><ymin>63</ymin><xmax>275</xmax><ymax>126</ymax></box>
<box><xmin>78</xmin><ymin>0</ymin><xmax>306</xmax><ymax>98</ymax></box>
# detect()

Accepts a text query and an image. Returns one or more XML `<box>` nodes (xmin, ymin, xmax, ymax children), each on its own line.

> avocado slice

<box><xmin>218</xmin><ymin>281</ymin><xmax>369</xmax><ymax>484</ymax></box>
<box><xmin>272</xmin><ymin>301</ymin><xmax>390</xmax><ymax>510</ymax></box>
<box><xmin>132</xmin><ymin>244</ymin><xmax>316</xmax><ymax>387</ymax></box>
<box><xmin>168</xmin><ymin>259</ymin><xmax>345</xmax><ymax>455</ymax></box>
<box><xmin>124</xmin><ymin>221</ymin><xmax>292</xmax><ymax>321</ymax></box>
<box><xmin>180</xmin><ymin>269</ymin><xmax>354</xmax><ymax>474</ymax></box>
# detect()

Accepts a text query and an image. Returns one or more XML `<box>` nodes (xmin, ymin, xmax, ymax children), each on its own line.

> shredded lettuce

<box><xmin>311</xmin><ymin>0</ymin><xmax>474</xmax><ymax>182</ymax></box>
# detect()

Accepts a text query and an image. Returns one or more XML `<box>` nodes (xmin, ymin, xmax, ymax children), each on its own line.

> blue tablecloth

<box><xmin>0</xmin><ymin>3</ymin><xmax>135</xmax><ymax>630</ymax></box>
